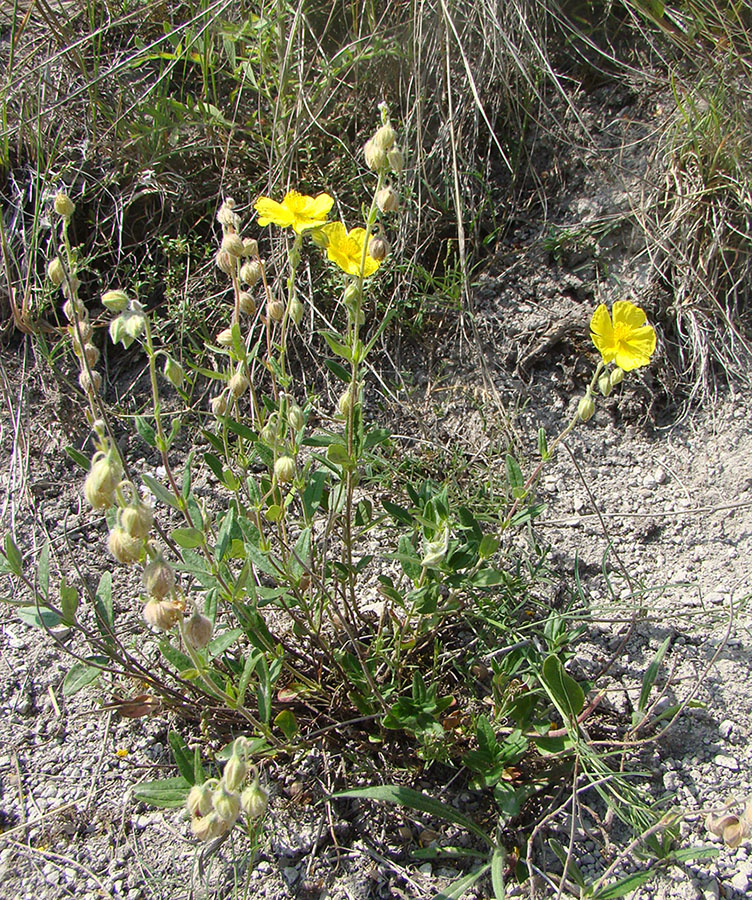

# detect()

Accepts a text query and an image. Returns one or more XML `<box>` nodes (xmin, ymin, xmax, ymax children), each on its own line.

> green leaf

<box><xmin>638</xmin><ymin>636</ymin><xmax>671</xmax><ymax>713</ymax></box>
<box><xmin>397</xmin><ymin>535</ymin><xmax>422</xmax><ymax>582</ymax></box>
<box><xmin>274</xmin><ymin>709</ymin><xmax>299</xmax><ymax>740</ymax></box>
<box><xmin>302</xmin><ymin>469</ymin><xmax>327</xmax><ymax>518</ymax></box>
<box><xmin>236</xmin><ymin>651</ymin><xmax>260</xmax><ymax>709</ymax></box>
<box><xmin>548</xmin><ymin>838</ymin><xmax>586</xmax><ymax>888</ymax></box>
<box><xmin>669</xmin><ymin>845</ymin><xmax>719</xmax><ymax>862</ymax></box>
<box><xmin>290</xmin><ymin>528</ymin><xmax>311</xmax><ymax>579</ymax></box>
<box><xmin>37</xmin><ymin>540</ymin><xmax>50</xmax><ymax>600</ymax></box>
<box><xmin>490</xmin><ymin>845</ymin><xmax>506</xmax><ymax>899</ymax></box>
<box><xmin>333</xmin><ymin>786</ymin><xmax>494</xmax><ymax>847</ymax></box>
<box><xmin>168</xmin><ymin>731</ymin><xmax>196</xmax><ymax>785</ymax></box>
<box><xmin>214</xmin><ymin>506</ymin><xmax>235</xmax><ymax>563</ymax></box>
<box><xmin>431</xmin><ymin>864</ymin><xmax>490</xmax><ymax>900</ymax></box>
<box><xmin>94</xmin><ymin>571</ymin><xmax>114</xmax><ymax>633</ymax></box>
<box><xmin>540</xmin><ymin>655</ymin><xmax>585</xmax><ymax>722</ymax></box>
<box><xmin>4</xmin><ymin>534</ymin><xmax>23</xmax><ymax>575</ymax></box>
<box><xmin>538</xmin><ymin>427</ymin><xmax>549</xmax><ymax>460</ymax></box>
<box><xmin>135</xmin><ymin>415</ymin><xmax>157</xmax><ymax>448</ymax></box>
<box><xmin>383</xmin><ymin>499</ymin><xmax>412</xmax><ymax>525</ymax></box>
<box><xmin>204</xmin><ymin>452</ymin><xmax>224</xmax><ymax>482</ymax></box>
<box><xmin>505</xmin><ymin>454</ymin><xmax>525</xmax><ymax>497</ymax></box>
<box><xmin>478</xmin><ymin>534</ymin><xmax>499</xmax><ymax>560</ymax></box>
<box><xmin>472</xmin><ymin>568</ymin><xmax>505</xmax><ymax>587</ymax></box>
<box><xmin>171</xmin><ymin>527</ymin><xmax>205</xmax><ymax>549</ymax></box>
<box><xmin>17</xmin><ymin>605</ymin><xmax>62</xmax><ymax>629</ymax></box>
<box><xmin>132</xmin><ymin>776</ymin><xmax>191</xmax><ymax>808</ymax></box>
<box><xmin>159</xmin><ymin>639</ymin><xmax>192</xmax><ymax>674</ymax></box>
<box><xmin>62</xmin><ymin>658</ymin><xmax>107</xmax><ymax>695</ymax></box>
<box><xmin>65</xmin><ymin>446</ymin><xmax>91</xmax><ymax>471</ymax></box>
<box><xmin>592</xmin><ymin>870</ymin><xmax>655</xmax><ymax>899</ymax></box>
<box><xmin>256</xmin><ymin>654</ymin><xmax>271</xmax><ymax>724</ymax></box>
<box><xmin>206</xmin><ymin>628</ymin><xmax>242</xmax><ymax>659</ymax></box>
<box><xmin>60</xmin><ymin>577</ymin><xmax>79</xmax><ymax>624</ymax></box>
<box><xmin>226</xmin><ymin>419</ymin><xmax>256</xmax><ymax>441</ymax></box>
<box><xmin>326</xmin><ymin>443</ymin><xmax>352</xmax><ymax>467</ymax></box>
<box><xmin>321</xmin><ymin>331</ymin><xmax>353</xmax><ymax>362</ymax></box>
<box><xmin>142</xmin><ymin>473</ymin><xmax>181</xmax><ymax>510</ymax></box>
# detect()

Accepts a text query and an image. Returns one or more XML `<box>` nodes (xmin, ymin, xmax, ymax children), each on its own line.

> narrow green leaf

<box><xmin>171</xmin><ymin>527</ymin><xmax>205</xmax><ymax>549</ymax></box>
<box><xmin>4</xmin><ymin>534</ymin><xmax>23</xmax><ymax>575</ymax></box>
<box><xmin>326</xmin><ymin>443</ymin><xmax>352</xmax><ymax>467</ymax></box>
<box><xmin>290</xmin><ymin>528</ymin><xmax>311</xmax><ymax>579</ymax></box>
<box><xmin>94</xmin><ymin>571</ymin><xmax>114</xmax><ymax>633</ymax></box>
<box><xmin>478</xmin><ymin>534</ymin><xmax>500</xmax><ymax>559</ymax></box>
<box><xmin>548</xmin><ymin>838</ymin><xmax>586</xmax><ymax>888</ymax></box>
<box><xmin>60</xmin><ymin>577</ymin><xmax>79</xmax><ymax>624</ymax></box>
<box><xmin>639</xmin><ymin>636</ymin><xmax>671</xmax><ymax>713</ymax></box>
<box><xmin>37</xmin><ymin>540</ymin><xmax>50</xmax><ymax>600</ymax></box>
<box><xmin>540</xmin><ymin>655</ymin><xmax>585</xmax><ymax>722</ymax></box>
<box><xmin>159</xmin><ymin>639</ymin><xmax>192</xmax><ymax>674</ymax></box>
<box><xmin>538</xmin><ymin>427</ymin><xmax>549</xmax><ymax>459</ymax></box>
<box><xmin>226</xmin><ymin>419</ymin><xmax>256</xmax><ymax>441</ymax></box>
<box><xmin>669</xmin><ymin>845</ymin><xmax>719</xmax><ymax>862</ymax></box>
<box><xmin>65</xmin><ymin>446</ymin><xmax>91</xmax><ymax>471</ymax></box>
<box><xmin>206</xmin><ymin>628</ymin><xmax>242</xmax><ymax>659</ymax></box>
<box><xmin>168</xmin><ymin>731</ymin><xmax>196</xmax><ymax>785</ymax></box>
<box><xmin>490</xmin><ymin>845</ymin><xmax>506</xmax><ymax>899</ymax></box>
<box><xmin>431</xmin><ymin>864</ymin><xmax>490</xmax><ymax>900</ymax></box>
<box><xmin>505</xmin><ymin>454</ymin><xmax>524</xmax><ymax>494</ymax></box>
<box><xmin>256</xmin><ymin>654</ymin><xmax>271</xmax><ymax>724</ymax></box>
<box><xmin>214</xmin><ymin>505</ymin><xmax>235</xmax><ymax>563</ymax></box>
<box><xmin>17</xmin><ymin>606</ymin><xmax>62</xmax><ymax>629</ymax></box>
<box><xmin>274</xmin><ymin>709</ymin><xmax>299</xmax><ymax>740</ymax></box>
<box><xmin>132</xmin><ymin>777</ymin><xmax>191</xmax><ymax>809</ymax></box>
<box><xmin>204</xmin><ymin>452</ymin><xmax>224</xmax><ymax>483</ymax></box>
<box><xmin>383</xmin><ymin>499</ymin><xmax>412</xmax><ymax>525</ymax></box>
<box><xmin>142</xmin><ymin>473</ymin><xmax>181</xmax><ymax>510</ymax></box>
<box><xmin>592</xmin><ymin>870</ymin><xmax>654</xmax><ymax>899</ymax></box>
<box><xmin>62</xmin><ymin>660</ymin><xmax>106</xmax><ymax>696</ymax></box>
<box><xmin>332</xmin><ymin>786</ymin><xmax>494</xmax><ymax>847</ymax></box>
<box><xmin>135</xmin><ymin>415</ymin><xmax>157</xmax><ymax>448</ymax></box>
<box><xmin>321</xmin><ymin>330</ymin><xmax>353</xmax><ymax>362</ymax></box>
<box><xmin>236</xmin><ymin>651</ymin><xmax>259</xmax><ymax>709</ymax></box>
<box><xmin>325</xmin><ymin>358</ymin><xmax>352</xmax><ymax>382</ymax></box>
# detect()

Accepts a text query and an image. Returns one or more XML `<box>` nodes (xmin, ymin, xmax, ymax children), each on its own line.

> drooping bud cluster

<box><xmin>107</xmin><ymin>485</ymin><xmax>154</xmax><ymax>567</ymax></box>
<box><xmin>84</xmin><ymin>449</ymin><xmax>122</xmax><ymax>510</ymax></box>
<box><xmin>186</xmin><ymin>740</ymin><xmax>269</xmax><ymax>842</ymax></box>
<box><xmin>141</xmin><ymin>552</ymin><xmax>184</xmax><ymax>631</ymax></box>
<box><xmin>363</xmin><ymin>106</ymin><xmax>404</xmax><ymax>176</ymax></box>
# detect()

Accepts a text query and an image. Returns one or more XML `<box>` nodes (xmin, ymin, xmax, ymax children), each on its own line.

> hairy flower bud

<box><xmin>239</xmin><ymin>260</ymin><xmax>262</xmax><ymax>287</ymax></box>
<box><xmin>71</xmin><ymin>320</ymin><xmax>93</xmax><ymax>344</ymax></box>
<box><xmin>223</xmin><ymin>748</ymin><xmax>248</xmax><ymax>793</ymax></box>
<box><xmin>120</xmin><ymin>501</ymin><xmax>153</xmax><ymax>540</ymax></box>
<box><xmin>288</xmin><ymin>297</ymin><xmax>303</xmax><ymax>326</ymax></box>
<box><xmin>84</xmin><ymin>451</ymin><xmax>122</xmax><ymax>509</ymax></box>
<box><xmin>610</xmin><ymin>366</ymin><xmax>625</xmax><ymax>386</ymax></box>
<box><xmin>364</xmin><ymin>138</ymin><xmax>387</xmax><ymax>172</ymax></box>
<box><xmin>375</xmin><ymin>186</ymin><xmax>399</xmax><ymax>213</ymax></box>
<box><xmin>368</xmin><ymin>235</ymin><xmax>390</xmax><ymax>261</ymax></box>
<box><xmin>142</xmin><ymin>555</ymin><xmax>176</xmax><ymax>600</ymax></box>
<box><xmin>221</xmin><ymin>233</ymin><xmax>245</xmax><ymax>258</ymax></box>
<box><xmin>373</xmin><ymin>122</ymin><xmax>396</xmax><ymax>151</ymax></box>
<box><xmin>163</xmin><ymin>356</ymin><xmax>184</xmax><ymax>389</ymax></box>
<box><xmin>215</xmin><ymin>248</ymin><xmax>235</xmax><ymax>275</ymax></box>
<box><xmin>387</xmin><ymin>146</ymin><xmax>404</xmax><ymax>174</ymax></box>
<box><xmin>238</xmin><ymin>291</ymin><xmax>256</xmax><ymax>316</ymax></box>
<box><xmin>216</xmin><ymin>328</ymin><xmax>234</xmax><ymax>347</ymax></box>
<box><xmin>191</xmin><ymin>811</ymin><xmax>227</xmax><ymax>841</ymax></box>
<box><xmin>81</xmin><ymin>343</ymin><xmax>100</xmax><ymax>367</ymax></box>
<box><xmin>598</xmin><ymin>372</ymin><xmax>613</xmax><ymax>397</ymax></box>
<box><xmin>212</xmin><ymin>782</ymin><xmax>241</xmax><ymax>826</ymax></box>
<box><xmin>47</xmin><ymin>257</ymin><xmax>65</xmax><ymax>286</ymax></box>
<box><xmin>186</xmin><ymin>782</ymin><xmax>215</xmax><ymax>818</ymax></box>
<box><xmin>228</xmin><ymin>371</ymin><xmax>250</xmax><ymax>399</ymax></box>
<box><xmin>242</xmin><ymin>237</ymin><xmax>259</xmax><ymax>257</ymax></box>
<box><xmin>338</xmin><ymin>388</ymin><xmax>353</xmax><ymax>417</ymax></box>
<box><xmin>577</xmin><ymin>393</ymin><xmax>596</xmax><ymax>423</ymax></box>
<box><xmin>63</xmin><ymin>298</ymin><xmax>85</xmax><ymax>322</ymax></box>
<box><xmin>109</xmin><ymin>308</ymin><xmax>146</xmax><ymax>350</ymax></box>
<box><xmin>78</xmin><ymin>369</ymin><xmax>102</xmax><ymax>394</ymax></box>
<box><xmin>343</xmin><ymin>284</ymin><xmax>361</xmax><ymax>307</ymax></box>
<box><xmin>267</xmin><ymin>298</ymin><xmax>285</xmax><ymax>322</ymax></box>
<box><xmin>211</xmin><ymin>394</ymin><xmax>228</xmax><ymax>417</ymax></box>
<box><xmin>61</xmin><ymin>275</ymin><xmax>80</xmax><ymax>300</ymax></box>
<box><xmin>274</xmin><ymin>455</ymin><xmax>296</xmax><ymax>484</ymax></box>
<box><xmin>184</xmin><ymin>609</ymin><xmax>213</xmax><ymax>650</ymax></box>
<box><xmin>287</xmin><ymin>403</ymin><xmax>304</xmax><ymax>432</ymax></box>
<box><xmin>240</xmin><ymin>778</ymin><xmax>269</xmax><ymax>819</ymax></box>
<box><xmin>217</xmin><ymin>198</ymin><xmax>240</xmax><ymax>231</ymax></box>
<box><xmin>143</xmin><ymin>597</ymin><xmax>183</xmax><ymax>631</ymax></box>
<box><xmin>101</xmin><ymin>290</ymin><xmax>129</xmax><ymax>313</ymax></box>
<box><xmin>53</xmin><ymin>192</ymin><xmax>75</xmax><ymax>218</ymax></box>
<box><xmin>108</xmin><ymin>526</ymin><xmax>143</xmax><ymax>564</ymax></box>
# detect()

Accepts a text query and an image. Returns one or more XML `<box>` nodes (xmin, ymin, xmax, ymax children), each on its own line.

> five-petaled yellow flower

<box><xmin>255</xmin><ymin>191</ymin><xmax>333</xmax><ymax>234</ymax></box>
<box><xmin>590</xmin><ymin>300</ymin><xmax>656</xmax><ymax>371</ymax></box>
<box><xmin>320</xmin><ymin>222</ymin><xmax>381</xmax><ymax>277</ymax></box>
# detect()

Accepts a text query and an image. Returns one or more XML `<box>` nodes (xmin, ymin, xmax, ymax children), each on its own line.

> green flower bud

<box><xmin>84</xmin><ymin>451</ymin><xmax>122</xmax><ymax>509</ymax></box>
<box><xmin>53</xmin><ymin>192</ymin><xmax>75</xmax><ymax>218</ymax></box>
<box><xmin>274</xmin><ymin>455</ymin><xmax>296</xmax><ymax>484</ymax></box>
<box><xmin>211</xmin><ymin>394</ymin><xmax>228</xmax><ymax>417</ymax></box>
<box><xmin>62</xmin><ymin>298</ymin><xmax>85</xmax><ymax>322</ymax></box>
<box><xmin>373</xmin><ymin>122</ymin><xmax>396</xmax><ymax>151</ymax></box>
<box><xmin>238</xmin><ymin>291</ymin><xmax>256</xmax><ymax>315</ymax></box>
<box><xmin>338</xmin><ymin>388</ymin><xmax>354</xmax><ymax>417</ymax></box>
<box><xmin>184</xmin><ymin>609</ymin><xmax>213</xmax><ymax>650</ymax></box>
<box><xmin>375</xmin><ymin>186</ymin><xmax>399</xmax><ymax>213</ymax></box>
<box><xmin>598</xmin><ymin>373</ymin><xmax>612</xmax><ymax>397</ymax></box>
<box><xmin>343</xmin><ymin>284</ymin><xmax>360</xmax><ymax>307</ymax></box>
<box><xmin>186</xmin><ymin>782</ymin><xmax>215</xmax><ymax>818</ymax></box>
<box><xmin>80</xmin><ymin>343</ymin><xmax>100</xmax><ymax>367</ymax></box>
<box><xmin>364</xmin><ymin>138</ymin><xmax>387</xmax><ymax>171</ymax></box>
<box><xmin>142</xmin><ymin>597</ymin><xmax>183</xmax><ymax>631</ymax></box>
<box><xmin>78</xmin><ymin>369</ymin><xmax>102</xmax><ymax>394</ymax></box>
<box><xmin>142</xmin><ymin>555</ymin><xmax>176</xmax><ymax>600</ymax></box>
<box><xmin>223</xmin><ymin>749</ymin><xmax>248</xmax><ymax>793</ymax></box>
<box><xmin>215</xmin><ymin>248</ymin><xmax>235</xmax><ymax>275</ymax></box>
<box><xmin>387</xmin><ymin>146</ymin><xmax>404</xmax><ymax>174</ymax></box>
<box><xmin>267</xmin><ymin>298</ymin><xmax>285</xmax><ymax>322</ymax></box>
<box><xmin>119</xmin><ymin>501</ymin><xmax>153</xmax><ymax>540</ymax></box>
<box><xmin>288</xmin><ymin>403</ymin><xmax>304</xmax><ymax>432</ymax></box>
<box><xmin>191</xmin><ymin>811</ymin><xmax>227</xmax><ymax>841</ymax></box>
<box><xmin>216</xmin><ymin>328</ymin><xmax>234</xmax><ymax>347</ymax></box>
<box><xmin>240</xmin><ymin>778</ymin><xmax>269</xmax><ymax>819</ymax></box>
<box><xmin>109</xmin><ymin>309</ymin><xmax>146</xmax><ymax>350</ymax></box>
<box><xmin>47</xmin><ymin>257</ymin><xmax>65</xmax><ymax>286</ymax></box>
<box><xmin>221</xmin><ymin>233</ymin><xmax>245</xmax><ymax>257</ymax></box>
<box><xmin>228</xmin><ymin>371</ymin><xmax>250</xmax><ymax>399</ymax></box>
<box><xmin>108</xmin><ymin>526</ymin><xmax>143</xmax><ymax>564</ymax></box>
<box><xmin>243</xmin><ymin>237</ymin><xmax>259</xmax><ymax>257</ymax></box>
<box><xmin>212</xmin><ymin>782</ymin><xmax>241</xmax><ymax>826</ymax></box>
<box><xmin>163</xmin><ymin>356</ymin><xmax>185</xmax><ymax>389</ymax></box>
<box><xmin>577</xmin><ymin>393</ymin><xmax>596</xmax><ymax>423</ymax></box>
<box><xmin>61</xmin><ymin>275</ymin><xmax>80</xmax><ymax>300</ymax></box>
<box><xmin>216</xmin><ymin>198</ymin><xmax>240</xmax><ymax>231</ymax></box>
<box><xmin>101</xmin><ymin>290</ymin><xmax>129</xmax><ymax>313</ymax></box>
<box><xmin>239</xmin><ymin>260</ymin><xmax>262</xmax><ymax>287</ymax></box>
<box><xmin>288</xmin><ymin>297</ymin><xmax>303</xmax><ymax>326</ymax></box>
<box><xmin>610</xmin><ymin>366</ymin><xmax>624</xmax><ymax>386</ymax></box>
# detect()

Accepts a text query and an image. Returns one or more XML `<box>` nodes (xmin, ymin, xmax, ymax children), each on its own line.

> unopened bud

<box><xmin>274</xmin><ymin>455</ymin><xmax>296</xmax><ymax>484</ymax></box>
<box><xmin>119</xmin><ymin>501</ymin><xmax>153</xmax><ymax>540</ymax></box>
<box><xmin>142</xmin><ymin>555</ymin><xmax>176</xmax><ymax>600</ymax></box>
<box><xmin>267</xmin><ymin>298</ymin><xmax>285</xmax><ymax>322</ymax></box>
<box><xmin>191</xmin><ymin>811</ymin><xmax>227</xmax><ymax>841</ymax></box>
<box><xmin>184</xmin><ymin>608</ymin><xmax>213</xmax><ymax>650</ymax></box>
<box><xmin>186</xmin><ymin>782</ymin><xmax>215</xmax><ymax>818</ymax></box>
<box><xmin>242</xmin><ymin>237</ymin><xmax>259</xmax><ymax>257</ymax></box>
<box><xmin>387</xmin><ymin>146</ymin><xmax>404</xmax><ymax>174</ymax></box>
<box><xmin>163</xmin><ymin>356</ymin><xmax>184</xmax><ymax>389</ymax></box>
<box><xmin>288</xmin><ymin>403</ymin><xmax>304</xmax><ymax>432</ymax></box>
<box><xmin>211</xmin><ymin>394</ymin><xmax>228</xmax><ymax>417</ymax></box>
<box><xmin>84</xmin><ymin>451</ymin><xmax>122</xmax><ymax>509</ymax></box>
<box><xmin>373</xmin><ymin>122</ymin><xmax>396</xmax><ymax>151</ymax></box>
<box><xmin>364</xmin><ymin>138</ymin><xmax>387</xmax><ymax>171</ymax></box>
<box><xmin>223</xmin><ymin>748</ymin><xmax>248</xmax><ymax>793</ymax></box>
<box><xmin>62</xmin><ymin>298</ymin><xmax>85</xmax><ymax>321</ymax></box>
<box><xmin>101</xmin><ymin>290</ymin><xmax>129</xmax><ymax>313</ymax></box>
<box><xmin>82</xmin><ymin>343</ymin><xmax>100</xmax><ymax>367</ymax></box>
<box><xmin>212</xmin><ymin>782</ymin><xmax>241</xmax><ymax>825</ymax></box>
<box><xmin>598</xmin><ymin>373</ymin><xmax>613</xmax><ymax>397</ymax></box>
<box><xmin>610</xmin><ymin>367</ymin><xmax>624</xmax><ymax>386</ymax></box>
<box><xmin>238</xmin><ymin>291</ymin><xmax>256</xmax><ymax>315</ymax></box>
<box><xmin>368</xmin><ymin>235</ymin><xmax>389</xmax><ymax>261</ymax></box>
<box><xmin>216</xmin><ymin>328</ymin><xmax>234</xmax><ymax>347</ymax></box>
<box><xmin>215</xmin><ymin>248</ymin><xmax>235</xmax><ymax>275</ymax></box>
<box><xmin>78</xmin><ymin>369</ymin><xmax>102</xmax><ymax>394</ymax></box>
<box><xmin>143</xmin><ymin>597</ymin><xmax>183</xmax><ymax>631</ymax></box>
<box><xmin>338</xmin><ymin>388</ymin><xmax>354</xmax><ymax>417</ymax></box>
<box><xmin>375</xmin><ymin>186</ymin><xmax>399</xmax><ymax>213</ymax></box>
<box><xmin>577</xmin><ymin>393</ymin><xmax>596</xmax><ymax>423</ymax></box>
<box><xmin>53</xmin><ymin>192</ymin><xmax>75</xmax><ymax>218</ymax></box>
<box><xmin>71</xmin><ymin>320</ymin><xmax>93</xmax><ymax>343</ymax></box>
<box><xmin>240</xmin><ymin>778</ymin><xmax>269</xmax><ymax>819</ymax></box>
<box><xmin>343</xmin><ymin>284</ymin><xmax>360</xmax><ymax>307</ymax></box>
<box><xmin>288</xmin><ymin>297</ymin><xmax>303</xmax><ymax>326</ymax></box>
<box><xmin>221</xmin><ymin>233</ymin><xmax>245</xmax><ymax>257</ymax></box>
<box><xmin>61</xmin><ymin>275</ymin><xmax>80</xmax><ymax>299</ymax></box>
<box><xmin>108</xmin><ymin>526</ymin><xmax>143</xmax><ymax>564</ymax></box>
<box><xmin>47</xmin><ymin>257</ymin><xmax>65</xmax><ymax>286</ymax></box>
<box><xmin>239</xmin><ymin>260</ymin><xmax>262</xmax><ymax>287</ymax></box>
<box><xmin>228</xmin><ymin>371</ymin><xmax>250</xmax><ymax>399</ymax></box>
<box><xmin>217</xmin><ymin>198</ymin><xmax>240</xmax><ymax>231</ymax></box>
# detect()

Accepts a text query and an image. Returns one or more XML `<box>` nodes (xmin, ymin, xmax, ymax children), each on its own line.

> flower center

<box><xmin>613</xmin><ymin>321</ymin><xmax>632</xmax><ymax>346</ymax></box>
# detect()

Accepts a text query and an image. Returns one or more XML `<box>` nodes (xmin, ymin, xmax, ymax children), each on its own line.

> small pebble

<box><xmin>714</xmin><ymin>754</ymin><xmax>739</xmax><ymax>771</ymax></box>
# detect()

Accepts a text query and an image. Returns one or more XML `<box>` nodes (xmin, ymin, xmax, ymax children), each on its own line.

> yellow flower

<box><xmin>590</xmin><ymin>300</ymin><xmax>656</xmax><ymax>372</ymax></box>
<box><xmin>254</xmin><ymin>191</ymin><xmax>333</xmax><ymax>233</ymax></box>
<box><xmin>320</xmin><ymin>222</ymin><xmax>381</xmax><ymax>277</ymax></box>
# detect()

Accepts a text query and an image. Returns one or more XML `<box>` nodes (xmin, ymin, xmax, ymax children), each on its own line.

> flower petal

<box><xmin>590</xmin><ymin>304</ymin><xmax>616</xmax><ymax>363</ymax></box>
<box><xmin>614</xmin><ymin>325</ymin><xmax>657</xmax><ymax>371</ymax></box>
<box><xmin>308</xmin><ymin>193</ymin><xmax>334</xmax><ymax>219</ymax></box>
<box><xmin>612</xmin><ymin>300</ymin><xmax>648</xmax><ymax>330</ymax></box>
<box><xmin>255</xmin><ymin>197</ymin><xmax>293</xmax><ymax>228</ymax></box>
